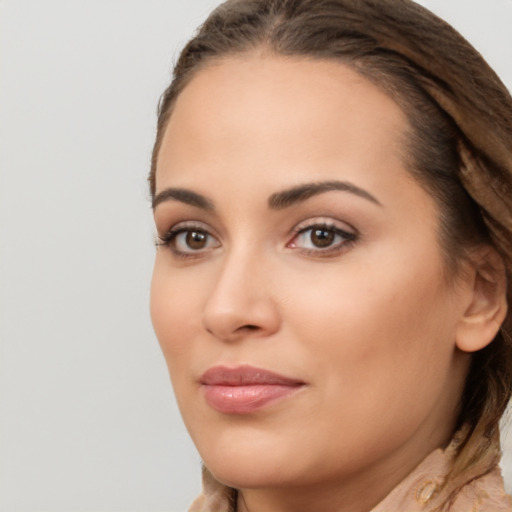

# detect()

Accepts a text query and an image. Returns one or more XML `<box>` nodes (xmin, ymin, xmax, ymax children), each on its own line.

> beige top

<box><xmin>188</xmin><ymin>433</ymin><xmax>512</xmax><ymax>512</ymax></box>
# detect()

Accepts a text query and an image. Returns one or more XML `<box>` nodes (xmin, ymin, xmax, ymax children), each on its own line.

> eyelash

<box><xmin>288</xmin><ymin>222</ymin><xmax>357</xmax><ymax>256</ymax></box>
<box><xmin>157</xmin><ymin>221</ymin><xmax>358</xmax><ymax>259</ymax></box>
<box><xmin>156</xmin><ymin>223</ymin><xmax>218</xmax><ymax>259</ymax></box>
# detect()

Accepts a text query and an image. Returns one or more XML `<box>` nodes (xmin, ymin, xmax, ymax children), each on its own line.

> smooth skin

<box><xmin>150</xmin><ymin>54</ymin><xmax>506</xmax><ymax>512</ymax></box>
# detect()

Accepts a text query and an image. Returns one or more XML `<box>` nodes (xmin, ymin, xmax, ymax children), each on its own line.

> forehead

<box><xmin>156</xmin><ymin>54</ymin><xmax>410</xmax><ymax>194</ymax></box>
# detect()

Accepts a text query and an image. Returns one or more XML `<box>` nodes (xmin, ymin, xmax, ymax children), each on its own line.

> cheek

<box><xmin>150</xmin><ymin>258</ymin><xmax>200</xmax><ymax>366</ymax></box>
<box><xmin>275</xmin><ymin>260</ymin><xmax>458</xmax><ymax>461</ymax></box>
<box><xmin>282</xmin><ymin>252</ymin><xmax>457</xmax><ymax>394</ymax></box>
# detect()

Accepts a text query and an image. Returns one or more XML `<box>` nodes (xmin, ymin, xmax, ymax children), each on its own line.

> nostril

<box><xmin>242</xmin><ymin>325</ymin><xmax>259</xmax><ymax>331</ymax></box>
<box><xmin>229</xmin><ymin>324</ymin><xmax>260</xmax><ymax>337</ymax></box>
<box><xmin>202</xmin><ymin>297</ymin><xmax>280</xmax><ymax>340</ymax></box>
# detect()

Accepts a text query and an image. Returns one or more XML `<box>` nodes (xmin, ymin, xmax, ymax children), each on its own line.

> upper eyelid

<box><xmin>291</xmin><ymin>217</ymin><xmax>357</xmax><ymax>234</ymax></box>
<box><xmin>159</xmin><ymin>220</ymin><xmax>218</xmax><ymax>236</ymax></box>
<box><xmin>290</xmin><ymin>224</ymin><xmax>356</xmax><ymax>243</ymax></box>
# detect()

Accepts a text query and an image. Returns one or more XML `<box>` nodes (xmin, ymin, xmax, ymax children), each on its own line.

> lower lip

<box><xmin>202</xmin><ymin>384</ymin><xmax>303</xmax><ymax>414</ymax></box>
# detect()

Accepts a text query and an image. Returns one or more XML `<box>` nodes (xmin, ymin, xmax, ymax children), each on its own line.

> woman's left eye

<box><xmin>288</xmin><ymin>224</ymin><xmax>357</xmax><ymax>254</ymax></box>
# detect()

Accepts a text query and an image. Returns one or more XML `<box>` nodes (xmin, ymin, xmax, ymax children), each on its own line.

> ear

<box><xmin>455</xmin><ymin>245</ymin><xmax>508</xmax><ymax>353</ymax></box>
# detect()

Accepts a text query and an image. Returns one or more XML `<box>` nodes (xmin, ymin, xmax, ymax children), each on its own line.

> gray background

<box><xmin>1</xmin><ymin>1</ymin><xmax>511</xmax><ymax>511</ymax></box>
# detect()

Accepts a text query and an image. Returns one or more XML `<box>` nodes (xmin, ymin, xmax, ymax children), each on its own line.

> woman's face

<box><xmin>151</xmin><ymin>55</ymin><xmax>471</xmax><ymax>497</ymax></box>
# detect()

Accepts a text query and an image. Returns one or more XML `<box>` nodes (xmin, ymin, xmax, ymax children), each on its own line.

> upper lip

<box><xmin>199</xmin><ymin>365</ymin><xmax>305</xmax><ymax>386</ymax></box>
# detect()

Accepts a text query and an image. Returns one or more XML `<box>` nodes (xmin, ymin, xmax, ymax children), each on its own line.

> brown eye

<box><xmin>159</xmin><ymin>226</ymin><xmax>220</xmax><ymax>256</ymax></box>
<box><xmin>186</xmin><ymin>230</ymin><xmax>208</xmax><ymax>249</ymax></box>
<box><xmin>311</xmin><ymin>228</ymin><xmax>335</xmax><ymax>248</ymax></box>
<box><xmin>289</xmin><ymin>223</ymin><xmax>357</xmax><ymax>255</ymax></box>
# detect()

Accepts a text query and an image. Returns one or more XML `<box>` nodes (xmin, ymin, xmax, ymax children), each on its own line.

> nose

<box><xmin>202</xmin><ymin>252</ymin><xmax>280</xmax><ymax>342</ymax></box>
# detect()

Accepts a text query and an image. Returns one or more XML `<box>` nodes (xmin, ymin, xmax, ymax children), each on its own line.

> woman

<box><xmin>149</xmin><ymin>0</ymin><xmax>512</xmax><ymax>510</ymax></box>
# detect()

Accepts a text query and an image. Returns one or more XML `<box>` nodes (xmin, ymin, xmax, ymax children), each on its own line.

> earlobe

<box><xmin>455</xmin><ymin>246</ymin><xmax>508</xmax><ymax>353</ymax></box>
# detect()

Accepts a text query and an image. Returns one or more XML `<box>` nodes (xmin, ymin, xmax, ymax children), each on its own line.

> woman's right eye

<box><xmin>158</xmin><ymin>227</ymin><xmax>220</xmax><ymax>257</ymax></box>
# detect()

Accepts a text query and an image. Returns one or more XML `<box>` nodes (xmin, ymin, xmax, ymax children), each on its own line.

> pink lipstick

<box><xmin>200</xmin><ymin>365</ymin><xmax>305</xmax><ymax>414</ymax></box>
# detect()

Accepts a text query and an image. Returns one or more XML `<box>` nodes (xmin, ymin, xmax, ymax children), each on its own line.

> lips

<box><xmin>200</xmin><ymin>365</ymin><xmax>305</xmax><ymax>414</ymax></box>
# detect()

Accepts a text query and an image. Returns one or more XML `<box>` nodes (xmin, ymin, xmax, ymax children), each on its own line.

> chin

<box><xmin>194</xmin><ymin>428</ymin><xmax>300</xmax><ymax>489</ymax></box>
<box><xmin>209</xmin><ymin>464</ymin><xmax>281</xmax><ymax>490</ymax></box>
<box><xmin>208</xmin><ymin>457</ymin><xmax>300</xmax><ymax>491</ymax></box>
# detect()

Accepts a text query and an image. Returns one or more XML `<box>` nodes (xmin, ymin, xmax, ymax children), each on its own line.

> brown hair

<box><xmin>150</xmin><ymin>0</ymin><xmax>512</xmax><ymax>503</ymax></box>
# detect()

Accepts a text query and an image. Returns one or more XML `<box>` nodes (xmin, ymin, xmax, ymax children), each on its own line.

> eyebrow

<box><xmin>152</xmin><ymin>188</ymin><xmax>214</xmax><ymax>210</ymax></box>
<box><xmin>152</xmin><ymin>179</ymin><xmax>381</xmax><ymax>211</ymax></box>
<box><xmin>268</xmin><ymin>180</ymin><xmax>382</xmax><ymax>209</ymax></box>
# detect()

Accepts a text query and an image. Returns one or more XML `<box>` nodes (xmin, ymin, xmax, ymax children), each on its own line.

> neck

<box><xmin>236</xmin><ymin>420</ymin><xmax>457</xmax><ymax>512</ymax></box>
